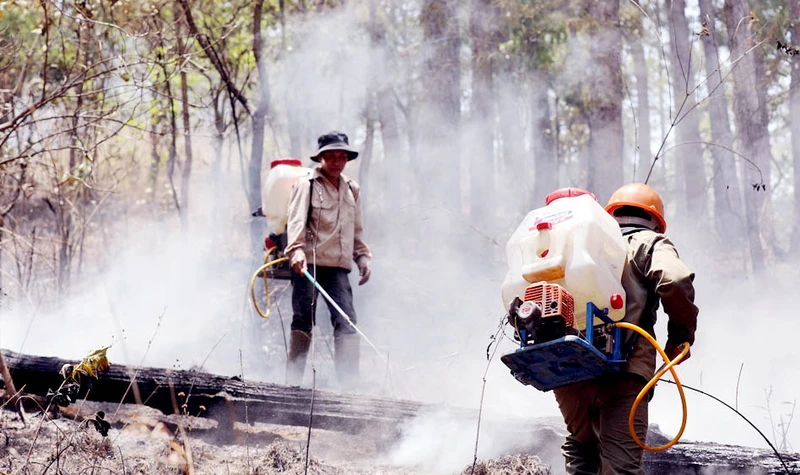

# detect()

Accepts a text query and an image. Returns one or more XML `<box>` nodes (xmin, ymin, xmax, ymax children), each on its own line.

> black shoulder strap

<box><xmin>306</xmin><ymin>177</ymin><xmax>315</xmax><ymax>226</ymax></box>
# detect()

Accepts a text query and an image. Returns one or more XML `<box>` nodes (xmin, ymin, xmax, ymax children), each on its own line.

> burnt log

<box><xmin>0</xmin><ymin>349</ymin><xmax>425</xmax><ymax>442</ymax></box>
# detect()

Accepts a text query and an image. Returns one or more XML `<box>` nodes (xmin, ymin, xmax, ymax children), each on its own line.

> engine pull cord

<box><xmin>250</xmin><ymin>246</ymin><xmax>288</xmax><ymax>319</ymax></box>
<box><xmin>612</xmin><ymin>322</ymin><xmax>689</xmax><ymax>452</ymax></box>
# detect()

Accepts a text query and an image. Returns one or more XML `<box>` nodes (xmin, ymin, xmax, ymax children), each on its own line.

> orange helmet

<box><xmin>605</xmin><ymin>183</ymin><xmax>666</xmax><ymax>232</ymax></box>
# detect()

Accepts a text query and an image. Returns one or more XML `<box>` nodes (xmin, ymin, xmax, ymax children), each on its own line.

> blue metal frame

<box><xmin>586</xmin><ymin>301</ymin><xmax>625</xmax><ymax>365</ymax></box>
<box><xmin>501</xmin><ymin>301</ymin><xmax>627</xmax><ymax>391</ymax></box>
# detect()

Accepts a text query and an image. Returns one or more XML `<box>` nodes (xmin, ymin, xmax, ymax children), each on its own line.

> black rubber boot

<box><xmin>286</xmin><ymin>330</ymin><xmax>311</xmax><ymax>386</ymax></box>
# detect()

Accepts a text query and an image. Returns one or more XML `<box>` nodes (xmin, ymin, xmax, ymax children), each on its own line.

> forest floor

<box><xmin>0</xmin><ymin>401</ymin><xmax>552</xmax><ymax>475</ymax></box>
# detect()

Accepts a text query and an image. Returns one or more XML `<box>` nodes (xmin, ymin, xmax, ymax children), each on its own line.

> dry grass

<box><xmin>0</xmin><ymin>407</ymin><xmax>348</xmax><ymax>475</ymax></box>
<box><xmin>461</xmin><ymin>454</ymin><xmax>551</xmax><ymax>475</ymax></box>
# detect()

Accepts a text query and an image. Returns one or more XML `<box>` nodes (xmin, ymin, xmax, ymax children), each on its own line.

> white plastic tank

<box><xmin>261</xmin><ymin>158</ymin><xmax>310</xmax><ymax>234</ymax></box>
<box><xmin>501</xmin><ymin>188</ymin><xmax>627</xmax><ymax>330</ymax></box>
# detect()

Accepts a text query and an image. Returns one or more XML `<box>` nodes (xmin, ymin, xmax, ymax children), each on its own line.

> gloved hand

<box><xmin>356</xmin><ymin>256</ymin><xmax>371</xmax><ymax>285</ymax></box>
<box><xmin>664</xmin><ymin>340</ymin><xmax>691</xmax><ymax>363</ymax></box>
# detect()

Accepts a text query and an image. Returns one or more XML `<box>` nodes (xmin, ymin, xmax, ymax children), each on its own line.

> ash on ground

<box><xmin>461</xmin><ymin>454</ymin><xmax>551</xmax><ymax>475</ymax></box>
<box><xmin>0</xmin><ymin>403</ymin><xmax>548</xmax><ymax>474</ymax></box>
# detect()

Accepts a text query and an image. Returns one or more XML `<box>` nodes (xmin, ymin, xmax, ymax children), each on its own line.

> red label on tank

<box><xmin>530</xmin><ymin>210</ymin><xmax>573</xmax><ymax>230</ymax></box>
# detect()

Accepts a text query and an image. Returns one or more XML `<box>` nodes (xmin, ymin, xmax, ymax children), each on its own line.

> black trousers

<box><xmin>290</xmin><ymin>265</ymin><xmax>358</xmax><ymax>336</ymax></box>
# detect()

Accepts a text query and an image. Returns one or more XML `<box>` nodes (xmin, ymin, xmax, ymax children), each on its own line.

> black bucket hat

<box><xmin>310</xmin><ymin>131</ymin><xmax>359</xmax><ymax>162</ymax></box>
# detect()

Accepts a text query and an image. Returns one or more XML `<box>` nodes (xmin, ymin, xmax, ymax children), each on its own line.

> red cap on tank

<box><xmin>610</xmin><ymin>294</ymin><xmax>624</xmax><ymax>310</ymax></box>
<box><xmin>545</xmin><ymin>188</ymin><xmax>597</xmax><ymax>205</ymax></box>
<box><xmin>271</xmin><ymin>158</ymin><xmax>302</xmax><ymax>168</ymax></box>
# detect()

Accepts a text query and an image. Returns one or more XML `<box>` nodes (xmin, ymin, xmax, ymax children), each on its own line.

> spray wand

<box><xmin>301</xmin><ymin>269</ymin><xmax>386</xmax><ymax>362</ymax></box>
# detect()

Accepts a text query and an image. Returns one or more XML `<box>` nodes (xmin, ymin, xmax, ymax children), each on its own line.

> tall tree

<box><xmin>627</xmin><ymin>25</ymin><xmax>653</xmax><ymax>182</ymax></box>
<box><xmin>177</xmin><ymin>15</ymin><xmax>194</xmax><ymax>230</ymax></box>
<box><xmin>468</xmin><ymin>0</ymin><xmax>498</xmax><ymax>225</ymax></box>
<box><xmin>369</xmin><ymin>0</ymin><xmax>402</xmax><ymax>214</ymax></box>
<box><xmin>250</xmin><ymin>0</ymin><xmax>271</xmax><ymax>250</ymax></box>
<box><xmin>667</xmin><ymin>0</ymin><xmax>706</xmax><ymax>220</ymax></box>
<box><xmin>283</xmin><ymin>0</ymin><xmax>303</xmax><ymax>158</ymax></box>
<box><xmin>698</xmin><ymin>0</ymin><xmax>744</xmax><ymax>246</ymax></box>
<box><xmin>584</xmin><ymin>0</ymin><xmax>624</xmax><ymax>202</ymax></box>
<box><xmin>531</xmin><ymin>68</ymin><xmax>556</xmax><ymax>205</ymax></box>
<box><xmin>791</xmin><ymin>0</ymin><xmax>800</xmax><ymax>255</ymax></box>
<box><xmin>723</xmin><ymin>0</ymin><xmax>768</xmax><ymax>272</ymax></box>
<box><xmin>497</xmin><ymin>60</ymin><xmax>526</xmax><ymax>213</ymax></box>
<box><xmin>420</xmin><ymin>0</ymin><xmax>461</xmax><ymax>211</ymax></box>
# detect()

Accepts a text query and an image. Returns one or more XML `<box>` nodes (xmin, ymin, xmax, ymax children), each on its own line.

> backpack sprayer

<box><xmin>499</xmin><ymin>188</ymin><xmax>688</xmax><ymax>452</ymax></box>
<box><xmin>250</xmin><ymin>159</ymin><xmax>310</xmax><ymax>319</ymax></box>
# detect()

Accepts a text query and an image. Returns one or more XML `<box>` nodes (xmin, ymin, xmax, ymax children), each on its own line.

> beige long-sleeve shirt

<box><xmin>285</xmin><ymin>169</ymin><xmax>371</xmax><ymax>272</ymax></box>
<box><xmin>619</xmin><ymin>228</ymin><xmax>699</xmax><ymax>381</ymax></box>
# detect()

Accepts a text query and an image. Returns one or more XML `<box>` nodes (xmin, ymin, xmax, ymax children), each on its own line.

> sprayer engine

<box><xmin>507</xmin><ymin>282</ymin><xmax>579</xmax><ymax>345</ymax></box>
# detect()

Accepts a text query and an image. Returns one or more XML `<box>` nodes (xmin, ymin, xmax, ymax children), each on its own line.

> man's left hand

<box><xmin>357</xmin><ymin>257</ymin><xmax>371</xmax><ymax>285</ymax></box>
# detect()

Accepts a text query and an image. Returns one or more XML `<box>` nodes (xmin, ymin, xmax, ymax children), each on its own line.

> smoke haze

<box><xmin>1</xmin><ymin>2</ymin><xmax>798</xmax><ymax>474</ymax></box>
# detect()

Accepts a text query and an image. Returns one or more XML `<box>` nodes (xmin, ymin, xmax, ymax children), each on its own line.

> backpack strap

<box><xmin>306</xmin><ymin>177</ymin><xmax>315</xmax><ymax>227</ymax></box>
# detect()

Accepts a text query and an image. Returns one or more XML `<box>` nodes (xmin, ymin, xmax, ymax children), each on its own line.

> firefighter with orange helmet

<box><xmin>553</xmin><ymin>183</ymin><xmax>699</xmax><ymax>474</ymax></box>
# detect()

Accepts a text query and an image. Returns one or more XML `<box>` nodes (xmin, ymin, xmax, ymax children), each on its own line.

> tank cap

<box><xmin>271</xmin><ymin>158</ymin><xmax>302</xmax><ymax>168</ymax></box>
<box><xmin>610</xmin><ymin>294</ymin><xmax>624</xmax><ymax>310</ymax></box>
<box><xmin>545</xmin><ymin>188</ymin><xmax>597</xmax><ymax>205</ymax></box>
<box><xmin>536</xmin><ymin>221</ymin><xmax>552</xmax><ymax>231</ymax></box>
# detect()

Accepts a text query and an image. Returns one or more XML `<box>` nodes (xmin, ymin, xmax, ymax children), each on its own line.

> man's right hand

<box><xmin>291</xmin><ymin>256</ymin><xmax>307</xmax><ymax>275</ymax></box>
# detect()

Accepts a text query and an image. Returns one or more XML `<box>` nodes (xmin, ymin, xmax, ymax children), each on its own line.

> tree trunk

<box><xmin>211</xmin><ymin>90</ymin><xmax>226</xmax><ymax>236</ymax></box>
<box><xmin>667</xmin><ymin>0</ymin><xmax>706</xmax><ymax>220</ymax></box>
<box><xmin>160</xmin><ymin>53</ymin><xmax>183</xmax><ymax>223</ymax></box>
<box><xmin>585</xmin><ymin>0</ymin><xmax>623</xmax><ymax>203</ymax></box>
<box><xmin>420</xmin><ymin>0</ymin><xmax>461</xmax><ymax>212</ymax></box>
<box><xmin>178</xmin><ymin>18</ymin><xmax>193</xmax><ymax>230</ymax></box>
<box><xmin>791</xmin><ymin>0</ymin><xmax>800</xmax><ymax>255</ymax></box>
<box><xmin>177</xmin><ymin>0</ymin><xmax>250</xmax><ymax>115</ymax></box>
<box><xmin>531</xmin><ymin>70</ymin><xmax>557</xmax><ymax>206</ymax></box>
<box><xmin>698</xmin><ymin>0</ymin><xmax>744</xmax><ymax>247</ymax></box>
<box><xmin>282</xmin><ymin>0</ymin><xmax>303</xmax><ymax>159</ymax></box>
<box><xmin>723</xmin><ymin>0</ymin><xmax>767</xmax><ymax>273</ymax></box>
<box><xmin>376</xmin><ymin>86</ymin><xmax>401</xmax><ymax>208</ymax></box>
<box><xmin>468</xmin><ymin>0</ymin><xmax>497</xmax><ymax>226</ymax></box>
<box><xmin>371</xmin><ymin>0</ymin><xmax>402</xmax><ymax>213</ymax></box>
<box><xmin>250</xmin><ymin>0</ymin><xmax>270</xmax><ymax>251</ymax></box>
<box><xmin>149</xmin><ymin>128</ymin><xmax>161</xmax><ymax>196</ymax></box>
<box><xmin>627</xmin><ymin>25</ymin><xmax>652</xmax><ymax>182</ymax></box>
<box><xmin>360</xmin><ymin>95</ymin><xmax>376</xmax><ymax>222</ymax></box>
<box><xmin>497</xmin><ymin>61</ymin><xmax>525</xmax><ymax>214</ymax></box>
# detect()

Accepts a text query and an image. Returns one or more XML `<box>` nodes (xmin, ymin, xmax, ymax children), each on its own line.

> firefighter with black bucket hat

<box><xmin>283</xmin><ymin>131</ymin><xmax>371</xmax><ymax>388</ymax></box>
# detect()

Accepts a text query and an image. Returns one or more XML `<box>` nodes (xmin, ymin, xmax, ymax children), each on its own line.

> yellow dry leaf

<box><xmin>72</xmin><ymin>345</ymin><xmax>112</xmax><ymax>381</ymax></box>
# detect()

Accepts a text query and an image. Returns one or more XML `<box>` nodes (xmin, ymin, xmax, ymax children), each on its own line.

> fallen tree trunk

<box><xmin>1</xmin><ymin>349</ymin><xmax>798</xmax><ymax>474</ymax></box>
<box><xmin>0</xmin><ymin>349</ymin><xmax>426</xmax><ymax>442</ymax></box>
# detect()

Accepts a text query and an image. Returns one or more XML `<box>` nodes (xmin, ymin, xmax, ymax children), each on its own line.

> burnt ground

<box><xmin>0</xmin><ymin>401</ymin><xmax>552</xmax><ymax>475</ymax></box>
<box><xmin>2</xmin><ymin>398</ymin><xmax>800</xmax><ymax>474</ymax></box>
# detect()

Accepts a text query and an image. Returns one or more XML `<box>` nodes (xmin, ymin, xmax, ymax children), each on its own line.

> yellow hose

<box><xmin>250</xmin><ymin>246</ymin><xmax>288</xmax><ymax>319</ymax></box>
<box><xmin>613</xmin><ymin>322</ymin><xmax>690</xmax><ymax>452</ymax></box>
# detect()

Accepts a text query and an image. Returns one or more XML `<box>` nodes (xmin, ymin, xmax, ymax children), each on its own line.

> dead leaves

<box><xmin>777</xmin><ymin>40</ymin><xmax>800</xmax><ymax>57</ymax></box>
<box><xmin>71</xmin><ymin>345</ymin><xmax>112</xmax><ymax>382</ymax></box>
<box><xmin>47</xmin><ymin>345</ymin><xmax>113</xmax><ymax>434</ymax></box>
<box><xmin>698</xmin><ymin>17</ymin><xmax>711</xmax><ymax>39</ymax></box>
<box><xmin>85</xmin><ymin>411</ymin><xmax>111</xmax><ymax>437</ymax></box>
